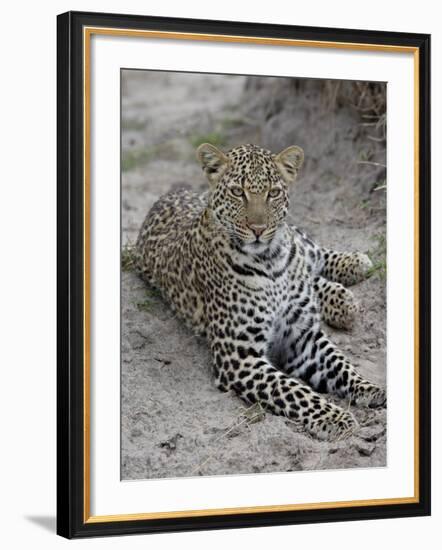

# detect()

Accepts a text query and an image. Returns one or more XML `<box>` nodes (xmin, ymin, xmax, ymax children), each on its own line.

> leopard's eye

<box><xmin>230</xmin><ymin>186</ymin><xmax>244</xmax><ymax>198</ymax></box>
<box><xmin>268</xmin><ymin>188</ymin><xmax>282</xmax><ymax>198</ymax></box>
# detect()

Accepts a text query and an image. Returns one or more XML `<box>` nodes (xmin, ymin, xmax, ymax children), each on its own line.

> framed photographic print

<box><xmin>57</xmin><ymin>11</ymin><xmax>431</xmax><ymax>539</ymax></box>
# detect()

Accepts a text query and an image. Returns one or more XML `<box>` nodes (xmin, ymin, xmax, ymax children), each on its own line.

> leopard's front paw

<box><xmin>352</xmin><ymin>382</ymin><xmax>386</xmax><ymax>409</ymax></box>
<box><xmin>308</xmin><ymin>403</ymin><xmax>359</xmax><ymax>441</ymax></box>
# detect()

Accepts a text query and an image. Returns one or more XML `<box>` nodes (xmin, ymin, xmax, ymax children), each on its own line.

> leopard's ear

<box><xmin>196</xmin><ymin>143</ymin><xmax>229</xmax><ymax>186</ymax></box>
<box><xmin>275</xmin><ymin>145</ymin><xmax>304</xmax><ymax>184</ymax></box>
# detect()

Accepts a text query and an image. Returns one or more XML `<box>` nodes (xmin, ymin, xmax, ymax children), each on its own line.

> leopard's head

<box><xmin>196</xmin><ymin>143</ymin><xmax>304</xmax><ymax>252</ymax></box>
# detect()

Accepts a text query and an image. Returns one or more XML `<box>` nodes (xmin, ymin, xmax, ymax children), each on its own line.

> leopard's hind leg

<box><xmin>313</xmin><ymin>276</ymin><xmax>358</xmax><ymax>330</ymax></box>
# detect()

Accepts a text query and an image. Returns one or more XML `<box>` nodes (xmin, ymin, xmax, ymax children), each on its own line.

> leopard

<box><xmin>134</xmin><ymin>142</ymin><xmax>386</xmax><ymax>441</ymax></box>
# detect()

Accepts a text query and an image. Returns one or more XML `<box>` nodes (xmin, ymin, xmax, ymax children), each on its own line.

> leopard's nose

<box><xmin>248</xmin><ymin>223</ymin><xmax>267</xmax><ymax>237</ymax></box>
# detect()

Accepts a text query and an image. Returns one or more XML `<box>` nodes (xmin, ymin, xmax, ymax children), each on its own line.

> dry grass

<box><xmin>323</xmin><ymin>80</ymin><xmax>387</xmax><ymax>194</ymax></box>
<box><xmin>122</xmin><ymin>241</ymin><xmax>137</xmax><ymax>272</ymax></box>
<box><xmin>190</xmin><ymin>402</ymin><xmax>266</xmax><ymax>475</ymax></box>
<box><xmin>367</xmin><ymin>233</ymin><xmax>387</xmax><ymax>279</ymax></box>
<box><xmin>323</xmin><ymin>81</ymin><xmax>386</xmax><ymax>119</ymax></box>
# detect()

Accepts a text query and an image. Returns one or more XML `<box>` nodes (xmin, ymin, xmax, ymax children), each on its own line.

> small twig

<box><xmin>373</xmin><ymin>184</ymin><xmax>387</xmax><ymax>191</ymax></box>
<box><xmin>357</xmin><ymin>160</ymin><xmax>387</xmax><ymax>168</ymax></box>
<box><xmin>367</xmin><ymin>135</ymin><xmax>385</xmax><ymax>142</ymax></box>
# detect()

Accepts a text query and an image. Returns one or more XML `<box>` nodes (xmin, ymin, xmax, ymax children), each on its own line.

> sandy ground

<box><xmin>121</xmin><ymin>70</ymin><xmax>387</xmax><ymax>480</ymax></box>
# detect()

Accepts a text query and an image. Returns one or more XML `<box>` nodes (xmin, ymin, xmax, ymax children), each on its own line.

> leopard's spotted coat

<box><xmin>135</xmin><ymin>143</ymin><xmax>385</xmax><ymax>440</ymax></box>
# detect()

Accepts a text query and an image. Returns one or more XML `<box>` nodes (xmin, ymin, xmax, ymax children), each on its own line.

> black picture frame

<box><xmin>57</xmin><ymin>10</ymin><xmax>431</xmax><ymax>539</ymax></box>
